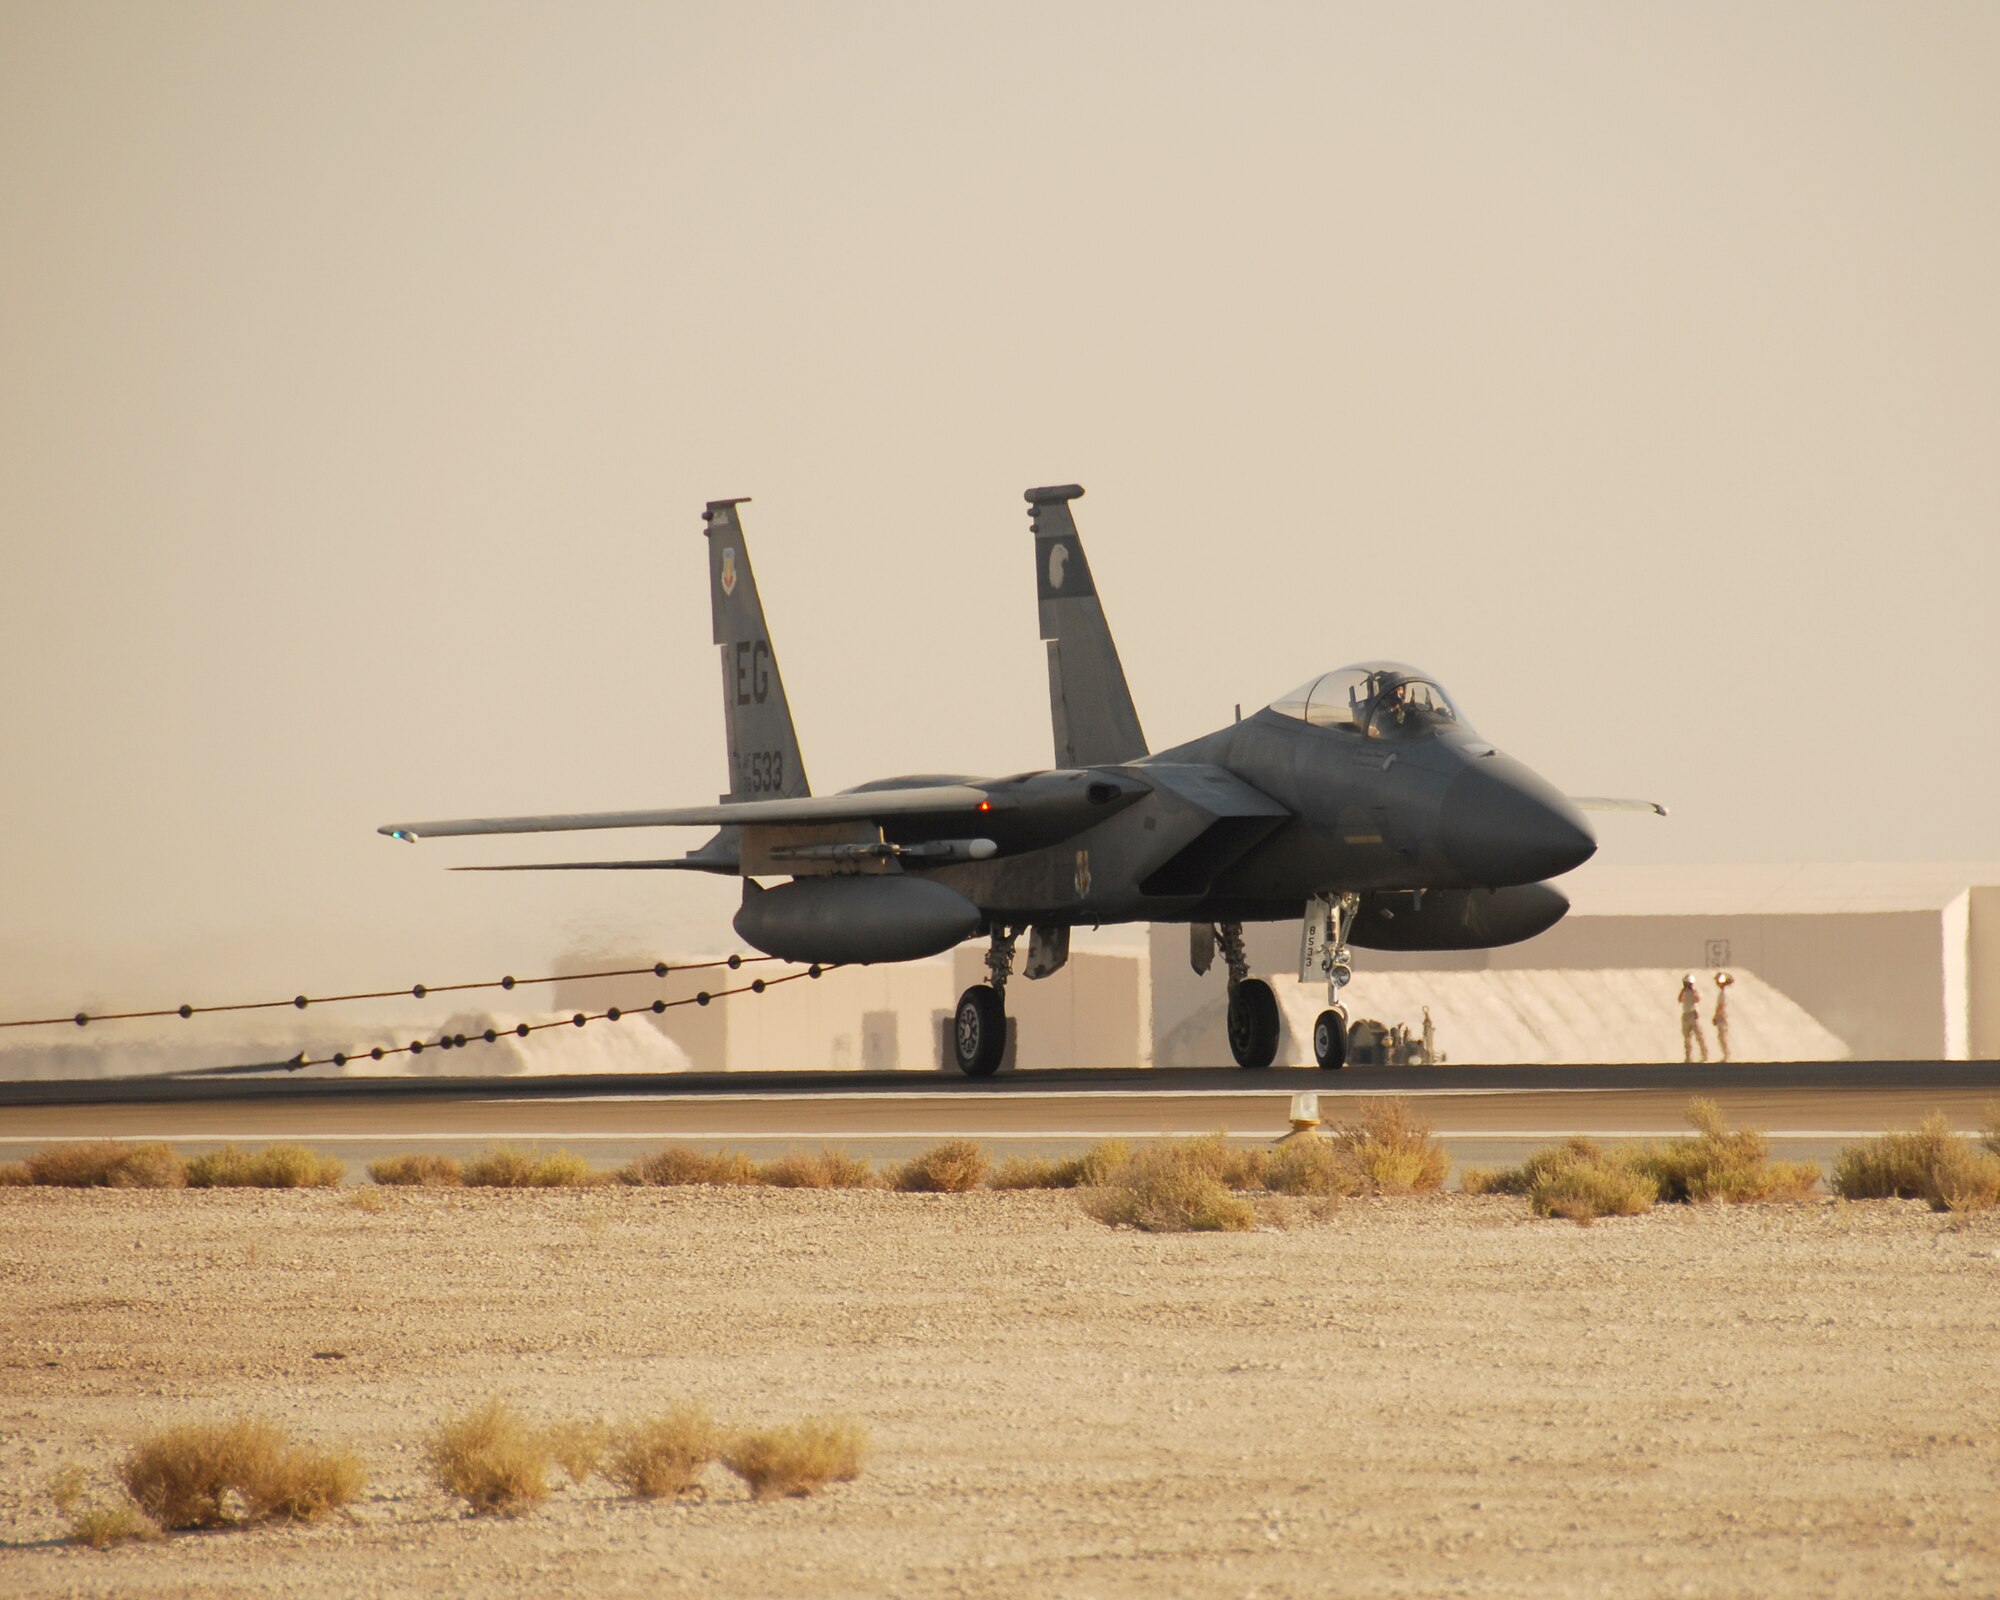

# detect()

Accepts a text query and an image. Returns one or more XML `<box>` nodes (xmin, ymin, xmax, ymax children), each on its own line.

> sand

<box><xmin>3</xmin><ymin>1186</ymin><xmax>1998</xmax><ymax>1598</ymax></box>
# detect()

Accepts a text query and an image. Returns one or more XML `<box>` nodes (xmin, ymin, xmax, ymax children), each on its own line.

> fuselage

<box><xmin>892</xmin><ymin>662</ymin><xmax>1594</xmax><ymax>936</ymax></box>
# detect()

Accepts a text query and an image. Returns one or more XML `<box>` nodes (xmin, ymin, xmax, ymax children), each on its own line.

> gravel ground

<box><xmin>3</xmin><ymin>1186</ymin><xmax>1998</xmax><ymax>1598</ymax></box>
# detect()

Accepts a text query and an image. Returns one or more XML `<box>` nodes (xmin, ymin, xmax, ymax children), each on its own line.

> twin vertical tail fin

<box><xmin>1027</xmin><ymin>484</ymin><xmax>1148</xmax><ymax>769</ymax></box>
<box><xmin>703</xmin><ymin>499</ymin><xmax>810</xmax><ymax>802</ymax></box>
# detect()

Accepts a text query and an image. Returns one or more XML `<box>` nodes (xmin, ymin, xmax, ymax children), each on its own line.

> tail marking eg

<box><xmin>703</xmin><ymin>499</ymin><xmax>810</xmax><ymax>802</ymax></box>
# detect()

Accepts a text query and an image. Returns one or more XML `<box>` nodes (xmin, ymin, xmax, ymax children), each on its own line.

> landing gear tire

<box><xmin>953</xmin><ymin>984</ymin><xmax>1007</xmax><ymax>1078</ymax></box>
<box><xmin>1226</xmin><ymin>979</ymin><xmax>1281</xmax><ymax>1070</ymax></box>
<box><xmin>1312</xmin><ymin>1009</ymin><xmax>1349</xmax><ymax>1071</ymax></box>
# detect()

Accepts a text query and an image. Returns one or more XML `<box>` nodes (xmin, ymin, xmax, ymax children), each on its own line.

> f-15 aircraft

<box><xmin>381</xmin><ymin>486</ymin><xmax>1661</xmax><ymax>1073</ymax></box>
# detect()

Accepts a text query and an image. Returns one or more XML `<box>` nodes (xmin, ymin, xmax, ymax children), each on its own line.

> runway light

<box><xmin>977</xmin><ymin>800</ymin><xmax>992</xmax><ymax>812</ymax></box>
<box><xmin>1277</xmin><ymin>1092</ymin><xmax>1324</xmax><ymax>1144</ymax></box>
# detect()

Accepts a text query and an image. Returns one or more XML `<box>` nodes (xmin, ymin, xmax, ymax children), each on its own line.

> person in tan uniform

<box><xmin>1712</xmin><ymin>971</ymin><xmax>1734</xmax><ymax>1063</ymax></box>
<box><xmin>1679</xmin><ymin>974</ymin><xmax>1709</xmax><ymax>1063</ymax></box>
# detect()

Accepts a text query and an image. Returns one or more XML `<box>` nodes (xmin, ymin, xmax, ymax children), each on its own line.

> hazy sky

<box><xmin>3</xmin><ymin>2</ymin><xmax>1997</xmax><ymax>1019</ymax></box>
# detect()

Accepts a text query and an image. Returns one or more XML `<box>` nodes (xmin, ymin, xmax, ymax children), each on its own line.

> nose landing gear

<box><xmin>952</xmin><ymin>926</ymin><xmax>1018</xmax><ymax>1077</ymax></box>
<box><xmin>1303</xmin><ymin>892</ymin><xmax>1361</xmax><ymax>1072</ymax></box>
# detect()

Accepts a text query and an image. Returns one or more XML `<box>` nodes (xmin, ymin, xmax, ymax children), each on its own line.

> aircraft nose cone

<box><xmin>1439</xmin><ymin>759</ymin><xmax>1597</xmax><ymax>885</ymax></box>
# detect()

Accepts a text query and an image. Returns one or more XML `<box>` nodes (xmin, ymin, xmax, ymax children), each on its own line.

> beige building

<box><xmin>552</xmin><ymin>948</ymin><xmax>1144</xmax><ymax>1072</ymax></box>
<box><xmin>1151</xmin><ymin>863</ymin><xmax>2000</xmax><ymax>1064</ymax></box>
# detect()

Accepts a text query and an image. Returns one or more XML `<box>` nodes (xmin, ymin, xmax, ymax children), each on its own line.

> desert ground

<box><xmin>3</xmin><ymin>1185</ymin><xmax>1998</xmax><ymax>1598</ymax></box>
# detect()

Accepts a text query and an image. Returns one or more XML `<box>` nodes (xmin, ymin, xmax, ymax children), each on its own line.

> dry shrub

<box><xmin>1533</xmin><ymin>1161</ymin><xmax>1658</xmax><ymax>1225</ymax></box>
<box><xmin>543</xmin><ymin>1420</ymin><xmax>609</xmax><ymax>1485</ymax></box>
<box><xmin>892</xmin><ymin>1139</ymin><xmax>990</xmax><ymax>1193</ymax></box>
<box><xmin>26</xmin><ymin>1141</ymin><xmax>186</xmax><ymax>1189</ymax></box>
<box><xmin>68</xmin><ymin>1501</ymin><xmax>160</xmax><ymax>1548</ymax></box>
<box><xmin>429</xmin><ymin>1399</ymin><xmax>551</xmax><ymax>1516</ymax></box>
<box><xmin>989</xmin><ymin>1155</ymin><xmax>1071</xmax><ymax>1190</ymax></box>
<box><xmin>758</xmin><ymin>1148</ymin><xmax>880</xmax><ymax>1189</ymax></box>
<box><xmin>46</xmin><ymin>1463</ymin><xmax>154</xmax><ymax>1547</ymax></box>
<box><xmin>990</xmin><ymin>1141</ymin><xmax>1132</xmax><ymax>1190</ymax></box>
<box><xmin>119</xmin><ymin>1418</ymin><xmax>363</xmax><ymax>1529</ymax></box>
<box><xmin>0</xmin><ymin>1160</ymin><xmax>32</xmax><ymax>1186</ymax></box>
<box><xmin>1467</xmin><ymin>1139</ymin><xmax>1657</xmax><ymax>1223</ymax></box>
<box><xmin>462</xmin><ymin>1145</ymin><xmax>594</xmax><ymax>1188</ymax></box>
<box><xmin>722</xmin><ymin>1417</ymin><xmax>866</xmax><ymax>1500</ymax></box>
<box><xmin>1832</xmin><ymin>1115</ymin><xmax>2000</xmax><ymax>1213</ymax></box>
<box><xmin>1461</xmin><ymin>1137</ymin><xmax>1609</xmax><ymax>1196</ymax></box>
<box><xmin>47</xmin><ymin>1464</ymin><xmax>89</xmax><ymax>1516</ymax></box>
<box><xmin>1625</xmin><ymin>1099</ymin><xmax>1821</xmax><ymax>1203</ymax></box>
<box><xmin>368</xmin><ymin>1153</ymin><xmax>464</xmax><ymax>1186</ymax></box>
<box><xmin>1330</xmin><ymin>1100</ymin><xmax>1449</xmax><ymax>1194</ymax></box>
<box><xmin>1264</xmin><ymin>1138</ymin><xmax>1361</xmax><ymax>1198</ymax></box>
<box><xmin>1081</xmin><ymin>1140</ymin><xmax>1256</xmax><ymax>1232</ymax></box>
<box><xmin>1143</xmin><ymin>1131</ymin><xmax>1268</xmax><ymax>1189</ymax></box>
<box><xmin>1983</xmin><ymin>1102</ymin><xmax>2000</xmax><ymax>1159</ymax></box>
<box><xmin>1068</xmin><ymin>1138</ymin><xmax>1134</xmax><ymax>1186</ymax></box>
<box><xmin>461</xmin><ymin>1145</ymin><xmax>537</xmax><ymax>1187</ymax></box>
<box><xmin>605</xmin><ymin>1406</ymin><xmax>720</xmax><ymax>1499</ymax></box>
<box><xmin>620</xmin><ymin>1146</ymin><xmax>760</xmax><ymax>1186</ymax></box>
<box><xmin>346</xmin><ymin>1187</ymin><xmax>388</xmax><ymax>1215</ymax></box>
<box><xmin>525</xmin><ymin>1149</ymin><xmax>594</xmax><ymax>1187</ymax></box>
<box><xmin>186</xmin><ymin>1143</ymin><xmax>345</xmax><ymax>1189</ymax></box>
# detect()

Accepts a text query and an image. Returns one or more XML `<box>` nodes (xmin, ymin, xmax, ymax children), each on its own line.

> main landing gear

<box><xmin>952</xmin><ymin>927</ymin><xmax>1017</xmax><ymax>1077</ymax></box>
<box><xmin>1219</xmin><ymin>922</ymin><xmax>1280</xmax><ymax>1070</ymax></box>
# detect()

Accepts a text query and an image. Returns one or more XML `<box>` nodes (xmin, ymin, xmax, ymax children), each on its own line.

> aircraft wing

<box><xmin>379</xmin><ymin>783</ymin><xmax>1005</xmax><ymax>842</ymax></box>
<box><xmin>1570</xmin><ymin>796</ymin><xmax>1669</xmax><ymax>816</ymax></box>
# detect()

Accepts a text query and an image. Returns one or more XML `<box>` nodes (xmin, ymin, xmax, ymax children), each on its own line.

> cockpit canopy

<box><xmin>1269</xmin><ymin>662</ymin><xmax>1465</xmax><ymax>740</ymax></box>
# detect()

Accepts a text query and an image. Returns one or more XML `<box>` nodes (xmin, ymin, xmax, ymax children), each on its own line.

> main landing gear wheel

<box><xmin>1313</xmin><ymin>1009</ymin><xmax>1349</xmax><ymax>1071</ymax></box>
<box><xmin>1227</xmin><ymin>979</ymin><xmax>1281</xmax><ymax>1070</ymax></box>
<box><xmin>953</xmin><ymin>984</ymin><xmax>1007</xmax><ymax>1077</ymax></box>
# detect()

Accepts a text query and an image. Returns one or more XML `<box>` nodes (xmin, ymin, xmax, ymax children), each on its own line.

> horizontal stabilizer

<box><xmin>1571</xmin><ymin>796</ymin><xmax>1669</xmax><ymax>816</ymax></box>
<box><xmin>453</xmin><ymin>858</ymin><xmax>739</xmax><ymax>874</ymax></box>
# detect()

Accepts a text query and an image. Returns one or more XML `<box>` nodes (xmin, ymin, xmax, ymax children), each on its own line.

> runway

<box><xmin>3</xmin><ymin>1062</ymin><xmax>1994</xmax><ymax>1174</ymax></box>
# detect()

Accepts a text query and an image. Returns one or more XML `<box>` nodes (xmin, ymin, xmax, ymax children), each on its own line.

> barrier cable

<box><xmin>1</xmin><ymin>952</ymin><xmax>837</xmax><ymax>1076</ymax></box>
<box><xmin>290</xmin><ymin>965</ymin><xmax>833</xmax><ymax>1071</ymax></box>
<box><xmin>0</xmin><ymin>954</ymin><xmax>785</xmax><ymax>1032</ymax></box>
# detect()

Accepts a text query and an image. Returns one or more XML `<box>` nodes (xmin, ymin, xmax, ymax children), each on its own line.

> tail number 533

<box><xmin>740</xmin><ymin>750</ymin><xmax>785</xmax><ymax>794</ymax></box>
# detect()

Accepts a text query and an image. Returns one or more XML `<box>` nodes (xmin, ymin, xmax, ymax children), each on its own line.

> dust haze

<box><xmin>4</xmin><ymin>1</ymin><xmax>1996</xmax><ymax>1017</ymax></box>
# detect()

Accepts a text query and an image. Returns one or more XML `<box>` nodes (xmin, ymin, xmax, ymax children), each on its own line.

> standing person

<box><xmin>1713</xmin><ymin>971</ymin><xmax>1735</xmax><ymax>1063</ymax></box>
<box><xmin>1679</xmin><ymin>974</ymin><xmax>1709</xmax><ymax>1063</ymax></box>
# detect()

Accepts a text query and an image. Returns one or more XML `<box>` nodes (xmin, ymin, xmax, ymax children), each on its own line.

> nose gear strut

<box><xmin>1300</xmin><ymin>892</ymin><xmax>1361</xmax><ymax>1070</ymax></box>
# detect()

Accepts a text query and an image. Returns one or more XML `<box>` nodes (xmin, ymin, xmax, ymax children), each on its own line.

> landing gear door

<box><xmin>1299</xmin><ymin>896</ymin><xmax>1331</xmax><ymax>983</ymax></box>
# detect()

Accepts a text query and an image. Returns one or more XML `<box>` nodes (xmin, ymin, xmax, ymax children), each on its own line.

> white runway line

<box><xmin>515</xmin><ymin>1085</ymin><xmax>1643</xmax><ymax>1104</ymax></box>
<box><xmin>0</xmin><ymin>1129</ymin><xmax>1958</xmax><ymax>1144</ymax></box>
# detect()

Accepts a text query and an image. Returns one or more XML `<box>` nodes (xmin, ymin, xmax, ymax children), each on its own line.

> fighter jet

<box><xmin>380</xmin><ymin>486</ymin><xmax>1662</xmax><ymax>1073</ymax></box>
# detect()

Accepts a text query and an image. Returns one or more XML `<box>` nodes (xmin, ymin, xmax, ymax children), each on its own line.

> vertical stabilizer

<box><xmin>1027</xmin><ymin>484</ymin><xmax>1148</xmax><ymax>768</ymax></box>
<box><xmin>703</xmin><ymin>499</ymin><xmax>810</xmax><ymax>801</ymax></box>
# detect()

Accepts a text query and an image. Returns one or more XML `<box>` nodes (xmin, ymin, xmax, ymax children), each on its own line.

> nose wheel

<box><xmin>1312</xmin><ymin>1008</ymin><xmax>1348</xmax><ymax>1070</ymax></box>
